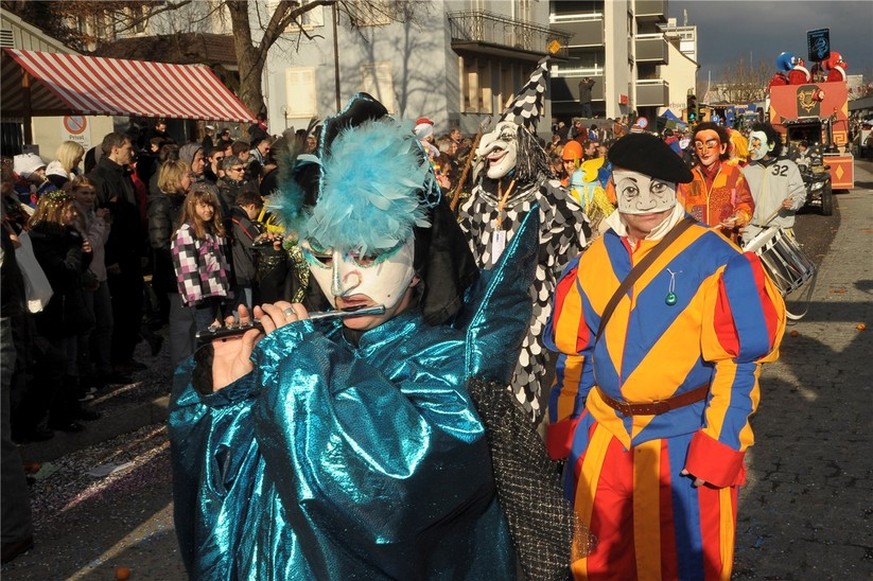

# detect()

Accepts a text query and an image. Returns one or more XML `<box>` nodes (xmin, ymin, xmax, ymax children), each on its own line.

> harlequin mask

<box><xmin>613</xmin><ymin>168</ymin><xmax>677</xmax><ymax>214</ymax></box>
<box><xmin>476</xmin><ymin>121</ymin><xmax>519</xmax><ymax>179</ymax></box>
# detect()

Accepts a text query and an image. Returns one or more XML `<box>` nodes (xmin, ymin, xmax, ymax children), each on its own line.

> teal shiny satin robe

<box><xmin>169</xmin><ymin>212</ymin><xmax>540</xmax><ymax>579</ymax></box>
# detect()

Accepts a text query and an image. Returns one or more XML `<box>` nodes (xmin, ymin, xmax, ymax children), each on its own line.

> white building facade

<box><xmin>548</xmin><ymin>0</ymin><xmax>698</xmax><ymax>124</ymax></box>
<box><xmin>261</xmin><ymin>0</ymin><xmax>566</xmax><ymax>139</ymax></box>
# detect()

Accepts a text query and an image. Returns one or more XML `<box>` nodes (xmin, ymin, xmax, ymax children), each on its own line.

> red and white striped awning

<box><xmin>2</xmin><ymin>48</ymin><xmax>255</xmax><ymax>122</ymax></box>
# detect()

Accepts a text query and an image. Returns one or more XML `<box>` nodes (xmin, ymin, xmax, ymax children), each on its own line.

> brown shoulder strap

<box><xmin>596</xmin><ymin>217</ymin><xmax>696</xmax><ymax>341</ymax></box>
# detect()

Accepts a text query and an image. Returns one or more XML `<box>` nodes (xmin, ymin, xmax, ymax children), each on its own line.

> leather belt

<box><xmin>596</xmin><ymin>384</ymin><xmax>709</xmax><ymax>417</ymax></box>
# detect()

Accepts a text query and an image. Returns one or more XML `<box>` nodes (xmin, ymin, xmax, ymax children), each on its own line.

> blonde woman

<box><xmin>46</xmin><ymin>141</ymin><xmax>85</xmax><ymax>189</ymax></box>
<box><xmin>149</xmin><ymin>160</ymin><xmax>191</xmax><ymax>364</ymax></box>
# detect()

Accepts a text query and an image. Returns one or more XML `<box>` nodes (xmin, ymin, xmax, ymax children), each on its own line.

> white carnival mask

<box><xmin>302</xmin><ymin>236</ymin><xmax>416</xmax><ymax>310</ymax></box>
<box><xmin>476</xmin><ymin>121</ymin><xmax>519</xmax><ymax>180</ymax></box>
<box><xmin>613</xmin><ymin>168</ymin><xmax>677</xmax><ymax>214</ymax></box>
<box><xmin>749</xmin><ymin>131</ymin><xmax>773</xmax><ymax>161</ymax></box>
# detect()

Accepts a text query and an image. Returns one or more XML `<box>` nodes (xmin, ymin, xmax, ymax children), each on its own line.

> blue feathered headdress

<box><xmin>269</xmin><ymin>93</ymin><xmax>440</xmax><ymax>255</ymax></box>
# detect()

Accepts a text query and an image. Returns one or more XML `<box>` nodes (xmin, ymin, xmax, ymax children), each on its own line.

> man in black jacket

<box><xmin>228</xmin><ymin>188</ymin><xmax>266</xmax><ymax>311</ymax></box>
<box><xmin>89</xmin><ymin>133</ymin><xmax>136</xmax><ymax>208</ymax></box>
<box><xmin>88</xmin><ymin>132</ymin><xmax>145</xmax><ymax>374</ymax></box>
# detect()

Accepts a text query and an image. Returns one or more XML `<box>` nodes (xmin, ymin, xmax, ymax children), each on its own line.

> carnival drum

<box><xmin>742</xmin><ymin>227</ymin><xmax>816</xmax><ymax>297</ymax></box>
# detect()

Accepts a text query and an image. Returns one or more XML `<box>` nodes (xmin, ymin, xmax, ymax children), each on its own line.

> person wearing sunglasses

<box><xmin>204</xmin><ymin>148</ymin><xmax>225</xmax><ymax>185</ymax></box>
<box><xmin>216</xmin><ymin>156</ymin><xmax>247</xmax><ymax>219</ymax></box>
<box><xmin>248</xmin><ymin>136</ymin><xmax>273</xmax><ymax>183</ymax></box>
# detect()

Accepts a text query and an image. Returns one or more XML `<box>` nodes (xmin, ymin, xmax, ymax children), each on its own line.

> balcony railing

<box><xmin>552</xmin><ymin>15</ymin><xmax>604</xmax><ymax>47</ymax></box>
<box><xmin>448</xmin><ymin>10</ymin><xmax>571</xmax><ymax>59</ymax></box>
<box><xmin>635</xmin><ymin>33</ymin><xmax>669</xmax><ymax>64</ymax></box>
<box><xmin>637</xmin><ymin>79</ymin><xmax>670</xmax><ymax>107</ymax></box>
<box><xmin>635</xmin><ymin>0</ymin><xmax>667</xmax><ymax>22</ymax></box>
<box><xmin>550</xmin><ymin>73</ymin><xmax>605</xmax><ymax>103</ymax></box>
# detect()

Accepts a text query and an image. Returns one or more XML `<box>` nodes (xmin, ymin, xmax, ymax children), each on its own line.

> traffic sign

<box><xmin>63</xmin><ymin>115</ymin><xmax>87</xmax><ymax>135</ymax></box>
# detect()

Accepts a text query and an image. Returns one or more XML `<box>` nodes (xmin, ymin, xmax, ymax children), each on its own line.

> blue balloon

<box><xmin>775</xmin><ymin>52</ymin><xmax>795</xmax><ymax>72</ymax></box>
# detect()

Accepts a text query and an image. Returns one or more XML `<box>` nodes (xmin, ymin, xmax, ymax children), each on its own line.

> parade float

<box><xmin>767</xmin><ymin>35</ymin><xmax>854</xmax><ymax>190</ymax></box>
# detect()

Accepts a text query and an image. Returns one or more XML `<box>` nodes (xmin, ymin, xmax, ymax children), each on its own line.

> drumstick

<box><xmin>195</xmin><ymin>305</ymin><xmax>387</xmax><ymax>343</ymax></box>
<box><xmin>760</xmin><ymin>206</ymin><xmax>784</xmax><ymax>227</ymax></box>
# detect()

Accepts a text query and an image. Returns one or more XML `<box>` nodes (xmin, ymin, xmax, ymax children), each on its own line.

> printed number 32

<box><xmin>771</xmin><ymin>164</ymin><xmax>789</xmax><ymax>176</ymax></box>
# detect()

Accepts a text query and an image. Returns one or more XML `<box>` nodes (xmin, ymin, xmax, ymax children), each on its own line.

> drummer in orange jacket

<box><xmin>678</xmin><ymin>122</ymin><xmax>754</xmax><ymax>243</ymax></box>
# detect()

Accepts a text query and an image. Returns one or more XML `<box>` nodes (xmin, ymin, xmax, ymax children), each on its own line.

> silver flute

<box><xmin>195</xmin><ymin>305</ymin><xmax>387</xmax><ymax>343</ymax></box>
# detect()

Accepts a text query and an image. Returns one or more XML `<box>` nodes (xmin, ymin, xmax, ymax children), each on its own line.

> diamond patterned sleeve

<box><xmin>171</xmin><ymin>224</ymin><xmax>203</xmax><ymax>306</ymax></box>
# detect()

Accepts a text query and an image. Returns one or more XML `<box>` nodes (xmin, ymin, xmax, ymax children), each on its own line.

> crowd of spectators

<box><xmin>0</xmin><ymin>115</ymin><xmax>318</xmax><ymax>446</ymax></box>
<box><xmin>1</xmin><ymin>109</ymin><xmax>817</xmax><ymax>483</ymax></box>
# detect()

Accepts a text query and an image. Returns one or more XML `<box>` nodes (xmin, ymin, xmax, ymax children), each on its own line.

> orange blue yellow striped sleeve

<box><xmin>543</xmin><ymin>256</ymin><xmax>592</xmax><ymax>460</ymax></box>
<box><xmin>687</xmin><ymin>251</ymin><xmax>786</xmax><ymax>487</ymax></box>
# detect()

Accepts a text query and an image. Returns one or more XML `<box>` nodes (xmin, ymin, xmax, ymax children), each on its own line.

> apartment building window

<box><xmin>515</xmin><ymin>0</ymin><xmax>533</xmax><ymax>22</ymax></box>
<box><xmin>460</xmin><ymin>57</ymin><xmax>493</xmax><ymax>115</ymax></box>
<box><xmin>347</xmin><ymin>0</ymin><xmax>392</xmax><ymax>27</ymax></box>
<box><xmin>499</xmin><ymin>65</ymin><xmax>515</xmax><ymax>112</ymax></box>
<box><xmin>285</xmin><ymin>67</ymin><xmax>317</xmax><ymax>118</ymax></box>
<box><xmin>299</xmin><ymin>1</ymin><xmax>324</xmax><ymax>29</ymax></box>
<box><xmin>94</xmin><ymin>13</ymin><xmax>117</xmax><ymax>42</ymax></box>
<box><xmin>126</xmin><ymin>6</ymin><xmax>148</xmax><ymax>34</ymax></box>
<box><xmin>361</xmin><ymin>63</ymin><xmax>396</xmax><ymax>114</ymax></box>
<box><xmin>267</xmin><ymin>0</ymin><xmax>324</xmax><ymax>31</ymax></box>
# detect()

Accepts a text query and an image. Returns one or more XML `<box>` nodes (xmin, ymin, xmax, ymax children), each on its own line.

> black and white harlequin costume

<box><xmin>459</xmin><ymin>58</ymin><xmax>590</xmax><ymax>421</ymax></box>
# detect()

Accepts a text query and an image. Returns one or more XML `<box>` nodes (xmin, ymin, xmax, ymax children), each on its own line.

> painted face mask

<box><xmin>748</xmin><ymin>131</ymin><xmax>772</xmax><ymax>161</ymax></box>
<box><xmin>476</xmin><ymin>121</ymin><xmax>519</xmax><ymax>179</ymax></box>
<box><xmin>302</xmin><ymin>236</ymin><xmax>416</xmax><ymax>310</ymax></box>
<box><xmin>613</xmin><ymin>168</ymin><xmax>677</xmax><ymax>214</ymax></box>
<box><xmin>693</xmin><ymin>129</ymin><xmax>725</xmax><ymax>168</ymax></box>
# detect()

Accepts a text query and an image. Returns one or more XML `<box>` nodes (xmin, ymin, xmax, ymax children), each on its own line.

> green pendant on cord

<box><xmin>665</xmin><ymin>268</ymin><xmax>680</xmax><ymax>307</ymax></box>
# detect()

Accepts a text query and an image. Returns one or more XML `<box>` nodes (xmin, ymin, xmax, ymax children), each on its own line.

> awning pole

<box><xmin>21</xmin><ymin>70</ymin><xmax>33</xmax><ymax>144</ymax></box>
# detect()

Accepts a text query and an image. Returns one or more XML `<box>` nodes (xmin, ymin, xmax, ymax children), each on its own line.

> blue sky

<box><xmin>668</xmin><ymin>1</ymin><xmax>873</xmax><ymax>80</ymax></box>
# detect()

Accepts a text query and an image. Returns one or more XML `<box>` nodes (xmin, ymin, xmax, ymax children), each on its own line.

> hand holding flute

<box><xmin>206</xmin><ymin>302</ymin><xmax>386</xmax><ymax>392</ymax></box>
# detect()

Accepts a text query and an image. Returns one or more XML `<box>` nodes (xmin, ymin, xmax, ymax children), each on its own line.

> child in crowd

<box><xmin>27</xmin><ymin>191</ymin><xmax>100</xmax><ymax>432</ymax></box>
<box><xmin>170</xmin><ymin>185</ymin><xmax>231</xmax><ymax>359</ymax></box>
<box><xmin>69</xmin><ymin>176</ymin><xmax>115</xmax><ymax>389</ymax></box>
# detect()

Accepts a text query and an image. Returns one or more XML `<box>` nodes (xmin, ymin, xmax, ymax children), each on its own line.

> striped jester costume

<box><xmin>545</xmin><ymin>215</ymin><xmax>786</xmax><ymax>579</ymax></box>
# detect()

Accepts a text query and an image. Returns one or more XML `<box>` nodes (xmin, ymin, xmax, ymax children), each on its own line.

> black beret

<box><xmin>607</xmin><ymin>133</ymin><xmax>693</xmax><ymax>183</ymax></box>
